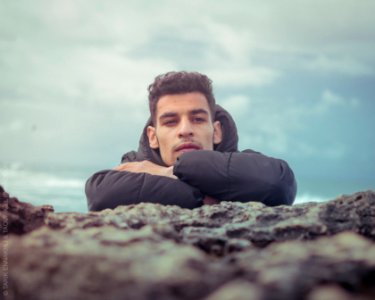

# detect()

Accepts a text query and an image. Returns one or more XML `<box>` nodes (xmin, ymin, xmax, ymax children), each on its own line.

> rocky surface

<box><xmin>0</xmin><ymin>186</ymin><xmax>53</xmax><ymax>235</ymax></box>
<box><xmin>1</xmin><ymin>186</ymin><xmax>375</xmax><ymax>300</ymax></box>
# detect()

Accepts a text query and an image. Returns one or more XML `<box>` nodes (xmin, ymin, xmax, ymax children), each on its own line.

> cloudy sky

<box><xmin>1</xmin><ymin>0</ymin><xmax>374</xmax><ymax>202</ymax></box>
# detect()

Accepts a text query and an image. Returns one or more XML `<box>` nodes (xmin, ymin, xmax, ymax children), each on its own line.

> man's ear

<box><xmin>213</xmin><ymin>121</ymin><xmax>223</xmax><ymax>145</ymax></box>
<box><xmin>147</xmin><ymin>126</ymin><xmax>159</xmax><ymax>149</ymax></box>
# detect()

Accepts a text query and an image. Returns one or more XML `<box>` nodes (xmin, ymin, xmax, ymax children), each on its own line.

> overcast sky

<box><xmin>1</xmin><ymin>0</ymin><xmax>374</xmax><ymax>197</ymax></box>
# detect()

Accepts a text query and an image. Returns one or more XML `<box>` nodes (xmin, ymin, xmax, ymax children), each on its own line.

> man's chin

<box><xmin>179</xmin><ymin>148</ymin><xmax>200</xmax><ymax>154</ymax></box>
<box><xmin>173</xmin><ymin>148</ymin><xmax>199</xmax><ymax>162</ymax></box>
<box><xmin>175</xmin><ymin>148</ymin><xmax>200</xmax><ymax>157</ymax></box>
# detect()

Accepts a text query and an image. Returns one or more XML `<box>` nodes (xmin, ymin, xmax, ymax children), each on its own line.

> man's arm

<box><xmin>113</xmin><ymin>161</ymin><xmax>177</xmax><ymax>179</ymax></box>
<box><xmin>173</xmin><ymin>150</ymin><xmax>297</xmax><ymax>206</ymax></box>
<box><xmin>85</xmin><ymin>166</ymin><xmax>204</xmax><ymax>211</ymax></box>
<box><xmin>113</xmin><ymin>161</ymin><xmax>220</xmax><ymax>205</ymax></box>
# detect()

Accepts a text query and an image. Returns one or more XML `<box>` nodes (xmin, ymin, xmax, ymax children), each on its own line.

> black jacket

<box><xmin>85</xmin><ymin>105</ymin><xmax>297</xmax><ymax>211</ymax></box>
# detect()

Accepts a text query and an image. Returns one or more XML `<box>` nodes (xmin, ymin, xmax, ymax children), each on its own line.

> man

<box><xmin>86</xmin><ymin>71</ymin><xmax>297</xmax><ymax>211</ymax></box>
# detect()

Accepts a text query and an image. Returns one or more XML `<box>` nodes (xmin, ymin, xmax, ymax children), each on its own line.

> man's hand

<box><xmin>203</xmin><ymin>195</ymin><xmax>220</xmax><ymax>205</ymax></box>
<box><xmin>113</xmin><ymin>161</ymin><xmax>177</xmax><ymax>179</ymax></box>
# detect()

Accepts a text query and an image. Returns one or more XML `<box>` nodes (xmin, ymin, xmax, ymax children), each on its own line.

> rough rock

<box><xmin>1</xmin><ymin>187</ymin><xmax>375</xmax><ymax>300</ymax></box>
<box><xmin>0</xmin><ymin>185</ymin><xmax>53</xmax><ymax>235</ymax></box>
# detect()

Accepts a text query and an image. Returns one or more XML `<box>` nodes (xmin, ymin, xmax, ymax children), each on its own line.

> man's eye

<box><xmin>164</xmin><ymin>120</ymin><xmax>177</xmax><ymax>126</ymax></box>
<box><xmin>193</xmin><ymin>117</ymin><xmax>206</xmax><ymax>123</ymax></box>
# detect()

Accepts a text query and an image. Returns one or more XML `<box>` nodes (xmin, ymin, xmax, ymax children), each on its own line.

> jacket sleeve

<box><xmin>85</xmin><ymin>169</ymin><xmax>204</xmax><ymax>211</ymax></box>
<box><xmin>173</xmin><ymin>150</ymin><xmax>297</xmax><ymax>206</ymax></box>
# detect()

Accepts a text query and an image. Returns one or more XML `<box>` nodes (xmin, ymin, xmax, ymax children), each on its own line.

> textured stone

<box><xmin>224</xmin><ymin>232</ymin><xmax>375</xmax><ymax>300</ymax></box>
<box><xmin>1</xmin><ymin>187</ymin><xmax>375</xmax><ymax>300</ymax></box>
<box><xmin>306</xmin><ymin>285</ymin><xmax>373</xmax><ymax>300</ymax></box>
<box><xmin>0</xmin><ymin>185</ymin><xmax>53</xmax><ymax>235</ymax></box>
<box><xmin>46</xmin><ymin>190</ymin><xmax>375</xmax><ymax>254</ymax></box>
<box><xmin>5</xmin><ymin>227</ymin><xmax>229</xmax><ymax>300</ymax></box>
<box><xmin>203</xmin><ymin>280</ymin><xmax>263</xmax><ymax>300</ymax></box>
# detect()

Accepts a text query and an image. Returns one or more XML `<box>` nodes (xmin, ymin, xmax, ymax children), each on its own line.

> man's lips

<box><xmin>174</xmin><ymin>142</ymin><xmax>202</xmax><ymax>152</ymax></box>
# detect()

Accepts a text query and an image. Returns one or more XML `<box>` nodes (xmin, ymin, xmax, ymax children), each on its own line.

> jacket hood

<box><xmin>127</xmin><ymin>105</ymin><xmax>239</xmax><ymax>166</ymax></box>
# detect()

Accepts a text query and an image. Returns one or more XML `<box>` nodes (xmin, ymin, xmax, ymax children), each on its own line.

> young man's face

<box><xmin>147</xmin><ymin>92</ymin><xmax>222</xmax><ymax>166</ymax></box>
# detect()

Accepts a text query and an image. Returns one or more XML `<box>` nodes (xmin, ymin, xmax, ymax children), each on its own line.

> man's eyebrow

<box><xmin>159</xmin><ymin>109</ymin><xmax>209</xmax><ymax>120</ymax></box>
<box><xmin>190</xmin><ymin>109</ymin><xmax>209</xmax><ymax>116</ymax></box>
<box><xmin>159</xmin><ymin>112</ymin><xmax>178</xmax><ymax>120</ymax></box>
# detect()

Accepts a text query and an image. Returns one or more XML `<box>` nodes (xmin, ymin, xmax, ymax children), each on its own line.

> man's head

<box><xmin>148</xmin><ymin>71</ymin><xmax>216</xmax><ymax>125</ymax></box>
<box><xmin>147</xmin><ymin>71</ymin><xmax>222</xmax><ymax>166</ymax></box>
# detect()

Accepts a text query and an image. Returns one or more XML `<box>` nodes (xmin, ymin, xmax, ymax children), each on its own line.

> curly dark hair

<box><xmin>148</xmin><ymin>71</ymin><xmax>216</xmax><ymax>125</ymax></box>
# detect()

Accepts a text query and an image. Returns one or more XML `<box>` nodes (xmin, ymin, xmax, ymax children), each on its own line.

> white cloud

<box><xmin>0</xmin><ymin>41</ymin><xmax>176</xmax><ymax>106</ymax></box>
<box><xmin>9</xmin><ymin>120</ymin><xmax>25</xmax><ymax>132</ymax></box>
<box><xmin>203</xmin><ymin>20</ymin><xmax>252</xmax><ymax>64</ymax></box>
<box><xmin>294</xmin><ymin>141</ymin><xmax>346</xmax><ymax>160</ymax></box>
<box><xmin>314</xmin><ymin>90</ymin><xmax>361</xmax><ymax>113</ymax></box>
<box><xmin>0</xmin><ymin>0</ymin><xmax>373</xmax><ymax>169</ymax></box>
<box><xmin>65</xmin><ymin>49</ymin><xmax>176</xmax><ymax>104</ymax></box>
<box><xmin>322</xmin><ymin>90</ymin><xmax>344</xmax><ymax>106</ymax></box>
<box><xmin>228</xmin><ymin>89</ymin><xmax>361</xmax><ymax>156</ymax></box>
<box><xmin>206</xmin><ymin>67</ymin><xmax>280</xmax><ymax>88</ymax></box>
<box><xmin>2</xmin><ymin>0</ymin><xmax>374</xmax><ymax>108</ymax></box>
<box><xmin>305</xmin><ymin>55</ymin><xmax>373</xmax><ymax>76</ymax></box>
<box><xmin>314</xmin><ymin>90</ymin><xmax>344</xmax><ymax>113</ymax></box>
<box><xmin>221</xmin><ymin>95</ymin><xmax>251</xmax><ymax>118</ymax></box>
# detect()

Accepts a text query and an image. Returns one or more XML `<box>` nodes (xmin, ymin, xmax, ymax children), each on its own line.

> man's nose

<box><xmin>178</xmin><ymin>119</ymin><xmax>193</xmax><ymax>138</ymax></box>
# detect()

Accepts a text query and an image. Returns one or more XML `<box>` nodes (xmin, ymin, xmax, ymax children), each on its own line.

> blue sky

<box><xmin>0</xmin><ymin>0</ymin><xmax>374</xmax><ymax>203</ymax></box>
